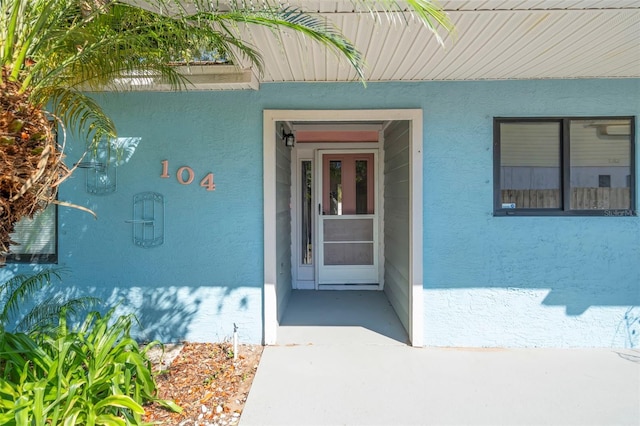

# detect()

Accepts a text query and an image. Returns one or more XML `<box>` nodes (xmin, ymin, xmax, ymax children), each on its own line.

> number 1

<box><xmin>160</xmin><ymin>160</ymin><xmax>169</xmax><ymax>178</ymax></box>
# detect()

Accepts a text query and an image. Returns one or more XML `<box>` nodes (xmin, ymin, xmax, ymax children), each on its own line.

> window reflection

<box><xmin>355</xmin><ymin>160</ymin><xmax>368</xmax><ymax>214</ymax></box>
<box><xmin>329</xmin><ymin>160</ymin><xmax>342</xmax><ymax>215</ymax></box>
<box><xmin>301</xmin><ymin>161</ymin><xmax>312</xmax><ymax>265</ymax></box>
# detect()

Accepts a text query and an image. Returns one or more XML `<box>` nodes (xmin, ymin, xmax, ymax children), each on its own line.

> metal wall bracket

<box><xmin>75</xmin><ymin>137</ymin><xmax>117</xmax><ymax>195</ymax></box>
<box><xmin>86</xmin><ymin>162</ymin><xmax>117</xmax><ymax>195</ymax></box>
<box><xmin>125</xmin><ymin>192</ymin><xmax>164</xmax><ymax>248</ymax></box>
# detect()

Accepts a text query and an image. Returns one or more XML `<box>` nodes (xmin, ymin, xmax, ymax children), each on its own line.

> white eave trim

<box><xmin>109</xmin><ymin>65</ymin><xmax>259</xmax><ymax>91</ymax></box>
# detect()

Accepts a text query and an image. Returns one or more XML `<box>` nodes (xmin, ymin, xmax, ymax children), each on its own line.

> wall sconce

<box><xmin>282</xmin><ymin>127</ymin><xmax>295</xmax><ymax>148</ymax></box>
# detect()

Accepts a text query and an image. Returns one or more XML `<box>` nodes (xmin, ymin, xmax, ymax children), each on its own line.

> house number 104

<box><xmin>161</xmin><ymin>160</ymin><xmax>216</xmax><ymax>191</ymax></box>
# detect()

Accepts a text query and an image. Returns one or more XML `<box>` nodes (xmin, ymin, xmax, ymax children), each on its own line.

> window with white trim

<box><xmin>494</xmin><ymin>117</ymin><xmax>635</xmax><ymax>216</ymax></box>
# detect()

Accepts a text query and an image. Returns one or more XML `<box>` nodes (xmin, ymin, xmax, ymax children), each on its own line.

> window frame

<box><xmin>493</xmin><ymin>116</ymin><xmax>636</xmax><ymax>217</ymax></box>
<box><xmin>5</xmin><ymin>203</ymin><xmax>59</xmax><ymax>264</ymax></box>
<box><xmin>6</xmin><ymin>122</ymin><xmax>59</xmax><ymax>264</ymax></box>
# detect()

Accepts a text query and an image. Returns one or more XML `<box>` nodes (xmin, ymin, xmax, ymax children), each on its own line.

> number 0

<box><xmin>177</xmin><ymin>166</ymin><xmax>195</xmax><ymax>185</ymax></box>
<box><xmin>200</xmin><ymin>173</ymin><xmax>216</xmax><ymax>191</ymax></box>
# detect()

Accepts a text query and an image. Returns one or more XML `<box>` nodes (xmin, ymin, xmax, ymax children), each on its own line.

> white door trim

<box><xmin>263</xmin><ymin>109</ymin><xmax>423</xmax><ymax>347</ymax></box>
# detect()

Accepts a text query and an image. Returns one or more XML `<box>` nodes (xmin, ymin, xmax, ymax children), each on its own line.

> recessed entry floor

<box><xmin>277</xmin><ymin>290</ymin><xmax>409</xmax><ymax>346</ymax></box>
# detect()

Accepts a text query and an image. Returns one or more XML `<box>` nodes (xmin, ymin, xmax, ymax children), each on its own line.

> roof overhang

<box><xmin>114</xmin><ymin>0</ymin><xmax>639</xmax><ymax>90</ymax></box>
<box><xmin>234</xmin><ymin>0</ymin><xmax>639</xmax><ymax>83</ymax></box>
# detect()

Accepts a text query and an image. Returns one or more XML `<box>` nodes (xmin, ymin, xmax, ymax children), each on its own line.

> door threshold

<box><xmin>318</xmin><ymin>284</ymin><xmax>381</xmax><ymax>291</ymax></box>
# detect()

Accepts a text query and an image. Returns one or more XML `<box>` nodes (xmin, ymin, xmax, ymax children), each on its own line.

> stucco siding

<box><xmin>419</xmin><ymin>80</ymin><xmax>639</xmax><ymax>348</ymax></box>
<box><xmin>383</xmin><ymin>121</ymin><xmax>411</xmax><ymax>334</ymax></box>
<box><xmin>1</xmin><ymin>92</ymin><xmax>265</xmax><ymax>343</ymax></box>
<box><xmin>1</xmin><ymin>78</ymin><xmax>638</xmax><ymax>347</ymax></box>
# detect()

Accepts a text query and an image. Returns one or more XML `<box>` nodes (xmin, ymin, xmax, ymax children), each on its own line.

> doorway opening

<box><xmin>315</xmin><ymin>149</ymin><xmax>379</xmax><ymax>289</ymax></box>
<box><xmin>263</xmin><ymin>110</ymin><xmax>423</xmax><ymax>346</ymax></box>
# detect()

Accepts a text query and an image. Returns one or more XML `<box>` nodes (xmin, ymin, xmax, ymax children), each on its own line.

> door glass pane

<box><xmin>500</xmin><ymin>122</ymin><xmax>561</xmax><ymax>209</ymax></box>
<box><xmin>329</xmin><ymin>160</ymin><xmax>342</xmax><ymax>215</ymax></box>
<box><xmin>301</xmin><ymin>161</ymin><xmax>312</xmax><ymax>265</ymax></box>
<box><xmin>570</xmin><ymin>119</ymin><xmax>631</xmax><ymax>210</ymax></box>
<box><xmin>355</xmin><ymin>160</ymin><xmax>369</xmax><ymax>214</ymax></box>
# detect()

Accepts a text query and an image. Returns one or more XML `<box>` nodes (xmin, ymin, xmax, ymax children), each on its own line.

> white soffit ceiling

<box><xmin>234</xmin><ymin>0</ymin><xmax>640</xmax><ymax>83</ymax></box>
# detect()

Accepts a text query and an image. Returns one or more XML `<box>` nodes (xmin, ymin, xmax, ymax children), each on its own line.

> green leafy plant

<box><xmin>0</xmin><ymin>269</ymin><xmax>99</xmax><ymax>333</ymax></box>
<box><xmin>0</xmin><ymin>308</ymin><xmax>180</xmax><ymax>425</ymax></box>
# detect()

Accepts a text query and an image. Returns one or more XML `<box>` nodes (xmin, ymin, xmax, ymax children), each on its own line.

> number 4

<box><xmin>200</xmin><ymin>173</ymin><xmax>216</xmax><ymax>191</ymax></box>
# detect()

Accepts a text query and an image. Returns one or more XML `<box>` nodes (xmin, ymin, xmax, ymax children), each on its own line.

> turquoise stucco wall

<box><xmin>1</xmin><ymin>78</ymin><xmax>638</xmax><ymax>346</ymax></box>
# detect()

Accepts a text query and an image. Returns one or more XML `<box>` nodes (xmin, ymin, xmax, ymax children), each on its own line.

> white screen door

<box><xmin>317</xmin><ymin>151</ymin><xmax>379</xmax><ymax>285</ymax></box>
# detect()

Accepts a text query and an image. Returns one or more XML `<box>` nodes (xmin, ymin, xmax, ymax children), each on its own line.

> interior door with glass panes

<box><xmin>316</xmin><ymin>151</ymin><xmax>378</xmax><ymax>286</ymax></box>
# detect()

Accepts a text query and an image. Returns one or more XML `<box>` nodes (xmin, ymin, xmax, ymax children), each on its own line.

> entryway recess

<box><xmin>263</xmin><ymin>110</ymin><xmax>423</xmax><ymax>346</ymax></box>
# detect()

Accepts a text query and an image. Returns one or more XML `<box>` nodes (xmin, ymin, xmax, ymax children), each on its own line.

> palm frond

<box><xmin>26</xmin><ymin>3</ymin><xmax>184</xmax><ymax>90</ymax></box>
<box><xmin>352</xmin><ymin>0</ymin><xmax>454</xmax><ymax>44</ymax></box>
<box><xmin>401</xmin><ymin>0</ymin><xmax>455</xmax><ymax>44</ymax></box>
<box><xmin>0</xmin><ymin>269</ymin><xmax>61</xmax><ymax>327</ymax></box>
<box><xmin>0</xmin><ymin>269</ymin><xmax>101</xmax><ymax>334</ymax></box>
<box><xmin>33</xmin><ymin>87</ymin><xmax>117</xmax><ymax>144</ymax></box>
<box><xmin>3</xmin><ymin>0</ymin><xmax>452</xmax><ymax>144</ymax></box>
<box><xmin>202</xmin><ymin>6</ymin><xmax>364</xmax><ymax>79</ymax></box>
<box><xmin>16</xmin><ymin>295</ymin><xmax>101</xmax><ymax>333</ymax></box>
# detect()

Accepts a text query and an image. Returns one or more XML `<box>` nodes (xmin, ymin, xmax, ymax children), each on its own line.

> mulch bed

<box><xmin>144</xmin><ymin>342</ymin><xmax>263</xmax><ymax>426</ymax></box>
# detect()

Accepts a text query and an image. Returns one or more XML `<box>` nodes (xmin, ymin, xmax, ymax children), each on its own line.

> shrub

<box><xmin>0</xmin><ymin>308</ymin><xmax>180</xmax><ymax>425</ymax></box>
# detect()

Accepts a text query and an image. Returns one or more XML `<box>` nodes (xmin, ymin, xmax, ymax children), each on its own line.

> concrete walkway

<box><xmin>240</xmin><ymin>346</ymin><xmax>640</xmax><ymax>426</ymax></box>
<box><xmin>240</xmin><ymin>292</ymin><xmax>640</xmax><ymax>425</ymax></box>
